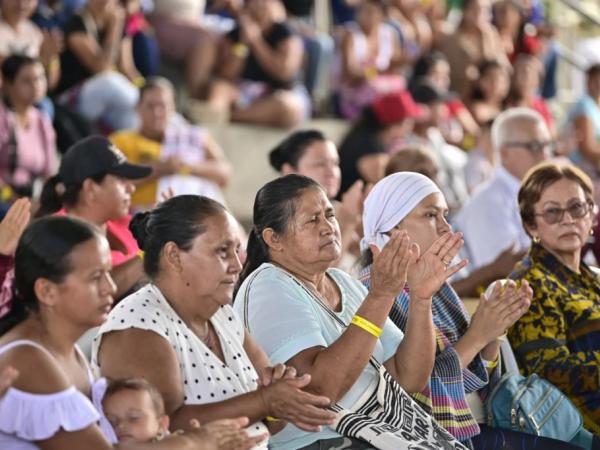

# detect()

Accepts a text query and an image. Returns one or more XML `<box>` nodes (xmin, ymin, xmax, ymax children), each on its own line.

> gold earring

<box><xmin>532</xmin><ymin>236</ymin><xmax>540</xmax><ymax>244</ymax></box>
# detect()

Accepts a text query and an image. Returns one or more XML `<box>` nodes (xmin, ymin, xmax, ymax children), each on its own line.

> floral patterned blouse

<box><xmin>508</xmin><ymin>242</ymin><xmax>600</xmax><ymax>434</ymax></box>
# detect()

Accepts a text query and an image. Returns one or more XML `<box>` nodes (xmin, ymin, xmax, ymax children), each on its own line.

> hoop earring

<box><xmin>532</xmin><ymin>236</ymin><xmax>540</xmax><ymax>244</ymax></box>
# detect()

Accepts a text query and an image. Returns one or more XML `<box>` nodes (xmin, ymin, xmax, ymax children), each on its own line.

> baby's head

<box><xmin>103</xmin><ymin>378</ymin><xmax>170</xmax><ymax>443</ymax></box>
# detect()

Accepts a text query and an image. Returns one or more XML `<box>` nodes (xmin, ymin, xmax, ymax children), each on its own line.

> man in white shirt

<box><xmin>453</xmin><ymin>108</ymin><xmax>552</xmax><ymax>271</ymax></box>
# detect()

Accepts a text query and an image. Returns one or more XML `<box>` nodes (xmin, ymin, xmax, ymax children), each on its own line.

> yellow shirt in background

<box><xmin>110</xmin><ymin>131</ymin><xmax>161</xmax><ymax>208</ymax></box>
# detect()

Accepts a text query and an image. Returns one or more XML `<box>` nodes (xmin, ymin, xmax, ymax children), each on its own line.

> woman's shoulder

<box><xmin>0</xmin><ymin>347</ymin><xmax>99</xmax><ymax>442</ymax></box>
<box><xmin>0</xmin><ymin>340</ymin><xmax>72</xmax><ymax>395</ymax></box>
<box><xmin>99</xmin><ymin>285</ymin><xmax>172</xmax><ymax>334</ymax></box>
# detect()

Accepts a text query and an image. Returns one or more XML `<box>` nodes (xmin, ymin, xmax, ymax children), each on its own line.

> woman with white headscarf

<box><xmin>359</xmin><ymin>172</ymin><xmax>581</xmax><ymax>450</ymax></box>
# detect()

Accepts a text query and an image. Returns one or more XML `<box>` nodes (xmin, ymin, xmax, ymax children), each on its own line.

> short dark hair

<box><xmin>104</xmin><ymin>378</ymin><xmax>165</xmax><ymax>416</ymax></box>
<box><xmin>1</xmin><ymin>54</ymin><xmax>40</xmax><ymax>84</ymax></box>
<box><xmin>519</xmin><ymin>162</ymin><xmax>594</xmax><ymax>232</ymax></box>
<box><xmin>129</xmin><ymin>195</ymin><xmax>227</xmax><ymax>278</ymax></box>
<box><xmin>268</xmin><ymin>129</ymin><xmax>327</xmax><ymax>172</ymax></box>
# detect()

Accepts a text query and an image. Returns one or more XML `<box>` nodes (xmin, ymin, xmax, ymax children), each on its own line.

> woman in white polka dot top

<box><xmin>91</xmin><ymin>195</ymin><xmax>337</xmax><ymax>450</ymax></box>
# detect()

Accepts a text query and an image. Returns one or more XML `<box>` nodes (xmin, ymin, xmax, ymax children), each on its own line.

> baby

<box><xmin>103</xmin><ymin>378</ymin><xmax>170</xmax><ymax>443</ymax></box>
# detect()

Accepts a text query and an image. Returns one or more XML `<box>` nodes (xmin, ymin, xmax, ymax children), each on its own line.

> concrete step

<box><xmin>205</xmin><ymin>119</ymin><xmax>350</xmax><ymax>223</ymax></box>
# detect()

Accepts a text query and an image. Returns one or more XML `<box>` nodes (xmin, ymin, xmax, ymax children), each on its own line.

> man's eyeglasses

<box><xmin>505</xmin><ymin>141</ymin><xmax>555</xmax><ymax>156</ymax></box>
<box><xmin>534</xmin><ymin>200</ymin><xmax>593</xmax><ymax>225</ymax></box>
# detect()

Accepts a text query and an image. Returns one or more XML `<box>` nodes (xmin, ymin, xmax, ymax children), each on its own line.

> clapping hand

<box><xmin>470</xmin><ymin>279</ymin><xmax>532</xmax><ymax>344</ymax></box>
<box><xmin>370</xmin><ymin>230</ymin><xmax>415</xmax><ymax>299</ymax></box>
<box><xmin>0</xmin><ymin>198</ymin><xmax>31</xmax><ymax>256</ymax></box>
<box><xmin>407</xmin><ymin>231</ymin><xmax>467</xmax><ymax>300</ymax></box>
<box><xmin>257</xmin><ymin>363</ymin><xmax>297</xmax><ymax>387</ymax></box>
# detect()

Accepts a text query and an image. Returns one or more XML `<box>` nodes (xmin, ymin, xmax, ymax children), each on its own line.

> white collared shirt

<box><xmin>452</xmin><ymin>166</ymin><xmax>530</xmax><ymax>271</ymax></box>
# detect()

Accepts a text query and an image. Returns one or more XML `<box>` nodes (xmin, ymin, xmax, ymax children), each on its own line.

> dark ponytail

<box><xmin>268</xmin><ymin>129</ymin><xmax>327</xmax><ymax>172</ymax></box>
<box><xmin>129</xmin><ymin>195</ymin><xmax>226</xmax><ymax>278</ymax></box>
<box><xmin>0</xmin><ymin>216</ymin><xmax>100</xmax><ymax>335</ymax></box>
<box><xmin>37</xmin><ymin>173</ymin><xmax>107</xmax><ymax>218</ymax></box>
<box><xmin>236</xmin><ymin>174</ymin><xmax>322</xmax><ymax>293</ymax></box>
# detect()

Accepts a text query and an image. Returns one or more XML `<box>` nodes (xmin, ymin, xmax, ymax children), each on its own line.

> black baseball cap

<box><xmin>59</xmin><ymin>135</ymin><xmax>152</xmax><ymax>184</ymax></box>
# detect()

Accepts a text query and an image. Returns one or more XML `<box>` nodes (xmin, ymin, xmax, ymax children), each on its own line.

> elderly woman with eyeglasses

<box><xmin>508</xmin><ymin>161</ymin><xmax>600</xmax><ymax>435</ymax></box>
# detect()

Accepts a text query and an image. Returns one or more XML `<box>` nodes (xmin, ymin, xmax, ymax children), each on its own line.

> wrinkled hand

<box><xmin>191</xmin><ymin>417</ymin><xmax>268</xmax><ymax>450</ymax></box>
<box><xmin>0</xmin><ymin>366</ymin><xmax>18</xmax><ymax>397</ymax></box>
<box><xmin>407</xmin><ymin>231</ymin><xmax>467</xmax><ymax>299</ymax></box>
<box><xmin>369</xmin><ymin>230</ymin><xmax>415</xmax><ymax>299</ymax></box>
<box><xmin>0</xmin><ymin>198</ymin><xmax>31</xmax><ymax>256</ymax></box>
<box><xmin>260</xmin><ymin>374</ymin><xmax>336</xmax><ymax>432</ymax></box>
<box><xmin>257</xmin><ymin>363</ymin><xmax>296</xmax><ymax>387</ymax></box>
<box><xmin>470</xmin><ymin>279</ymin><xmax>532</xmax><ymax>344</ymax></box>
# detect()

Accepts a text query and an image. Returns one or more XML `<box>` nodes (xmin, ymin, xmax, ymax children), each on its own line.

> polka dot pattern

<box><xmin>91</xmin><ymin>283</ymin><xmax>269</xmax><ymax>449</ymax></box>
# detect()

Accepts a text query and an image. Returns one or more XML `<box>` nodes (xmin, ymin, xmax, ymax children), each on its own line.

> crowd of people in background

<box><xmin>1</xmin><ymin>0</ymin><xmax>600</xmax><ymax>449</ymax></box>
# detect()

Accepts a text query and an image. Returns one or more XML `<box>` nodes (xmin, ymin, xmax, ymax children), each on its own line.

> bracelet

<box><xmin>482</xmin><ymin>356</ymin><xmax>499</xmax><ymax>370</ymax></box>
<box><xmin>351</xmin><ymin>315</ymin><xmax>382</xmax><ymax>338</ymax></box>
<box><xmin>132</xmin><ymin>76</ymin><xmax>146</xmax><ymax>88</ymax></box>
<box><xmin>364</xmin><ymin>66</ymin><xmax>378</xmax><ymax>80</ymax></box>
<box><xmin>137</xmin><ymin>250</ymin><xmax>145</xmax><ymax>260</ymax></box>
<box><xmin>233</xmin><ymin>43</ymin><xmax>249</xmax><ymax>58</ymax></box>
<box><xmin>179</xmin><ymin>166</ymin><xmax>192</xmax><ymax>176</ymax></box>
<box><xmin>265</xmin><ymin>416</ymin><xmax>280</xmax><ymax>422</ymax></box>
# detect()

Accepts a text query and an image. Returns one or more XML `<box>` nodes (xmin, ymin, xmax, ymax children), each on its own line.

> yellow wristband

<box><xmin>233</xmin><ymin>43</ymin><xmax>249</xmax><ymax>58</ymax></box>
<box><xmin>482</xmin><ymin>357</ymin><xmax>499</xmax><ymax>369</ymax></box>
<box><xmin>1</xmin><ymin>186</ymin><xmax>13</xmax><ymax>202</ymax></box>
<box><xmin>48</xmin><ymin>57</ymin><xmax>60</xmax><ymax>72</ymax></box>
<box><xmin>137</xmin><ymin>250</ymin><xmax>145</xmax><ymax>260</ymax></box>
<box><xmin>265</xmin><ymin>416</ymin><xmax>280</xmax><ymax>422</ymax></box>
<box><xmin>351</xmin><ymin>315</ymin><xmax>382</xmax><ymax>338</ymax></box>
<box><xmin>364</xmin><ymin>66</ymin><xmax>378</xmax><ymax>80</ymax></box>
<box><xmin>133</xmin><ymin>76</ymin><xmax>146</xmax><ymax>88</ymax></box>
<box><xmin>179</xmin><ymin>166</ymin><xmax>191</xmax><ymax>176</ymax></box>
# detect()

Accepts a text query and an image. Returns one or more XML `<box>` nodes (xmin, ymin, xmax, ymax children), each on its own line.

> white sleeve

<box><xmin>0</xmin><ymin>387</ymin><xmax>99</xmax><ymax>441</ymax></box>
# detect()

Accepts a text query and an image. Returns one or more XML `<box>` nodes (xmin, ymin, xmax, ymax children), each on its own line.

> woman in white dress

<box><xmin>92</xmin><ymin>195</ymin><xmax>337</xmax><ymax>449</ymax></box>
<box><xmin>0</xmin><ymin>215</ymin><xmax>259</xmax><ymax>450</ymax></box>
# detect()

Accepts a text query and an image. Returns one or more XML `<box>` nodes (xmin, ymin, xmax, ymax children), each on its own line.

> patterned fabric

<box><xmin>359</xmin><ymin>266</ymin><xmax>495</xmax><ymax>443</ymax></box>
<box><xmin>508</xmin><ymin>242</ymin><xmax>600</xmax><ymax>435</ymax></box>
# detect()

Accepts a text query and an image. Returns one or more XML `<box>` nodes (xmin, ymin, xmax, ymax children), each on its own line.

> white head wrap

<box><xmin>360</xmin><ymin>172</ymin><xmax>442</xmax><ymax>252</ymax></box>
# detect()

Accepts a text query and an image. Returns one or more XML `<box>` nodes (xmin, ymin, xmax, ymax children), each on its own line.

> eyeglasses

<box><xmin>534</xmin><ymin>200</ymin><xmax>593</xmax><ymax>225</ymax></box>
<box><xmin>505</xmin><ymin>141</ymin><xmax>555</xmax><ymax>156</ymax></box>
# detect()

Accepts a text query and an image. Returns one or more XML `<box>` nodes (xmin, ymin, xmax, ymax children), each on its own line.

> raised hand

<box><xmin>0</xmin><ymin>198</ymin><xmax>31</xmax><ymax>256</ymax></box>
<box><xmin>260</xmin><ymin>373</ymin><xmax>336</xmax><ymax>432</ymax></box>
<box><xmin>470</xmin><ymin>279</ymin><xmax>532</xmax><ymax>345</ymax></box>
<box><xmin>407</xmin><ymin>231</ymin><xmax>468</xmax><ymax>299</ymax></box>
<box><xmin>369</xmin><ymin>230</ymin><xmax>414</xmax><ymax>299</ymax></box>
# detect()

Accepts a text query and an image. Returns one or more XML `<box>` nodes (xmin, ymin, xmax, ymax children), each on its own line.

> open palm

<box><xmin>407</xmin><ymin>232</ymin><xmax>467</xmax><ymax>299</ymax></box>
<box><xmin>0</xmin><ymin>198</ymin><xmax>31</xmax><ymax>256</ymax></box>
